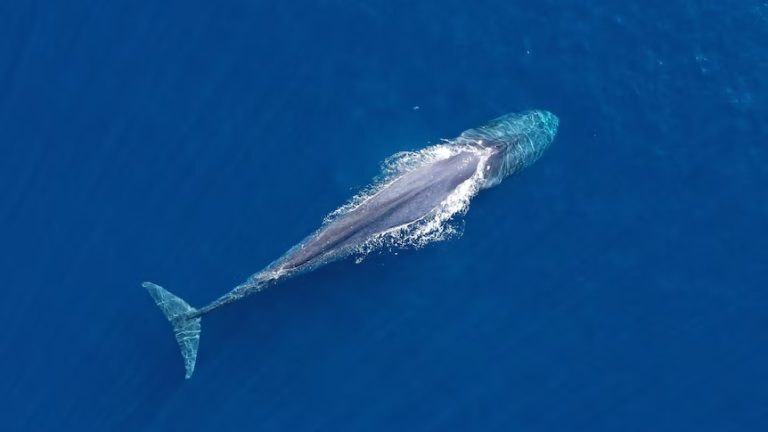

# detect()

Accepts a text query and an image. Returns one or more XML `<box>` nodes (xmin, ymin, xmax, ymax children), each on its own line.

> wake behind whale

<box><xmin>144</xmin><ymin>110</ymin><xmax>559</xmax><ymax>378</ymax></box>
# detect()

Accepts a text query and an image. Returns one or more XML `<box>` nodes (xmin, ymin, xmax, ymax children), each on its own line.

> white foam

<box><xmin>345</xmin><ymin>142</ymin><xmax>491</xmax><ymax>262</ymax></box>
<box><xmin>324</xmin><ymin>143</ymin><xmax>468</xmax><ymax>225</ymax></box>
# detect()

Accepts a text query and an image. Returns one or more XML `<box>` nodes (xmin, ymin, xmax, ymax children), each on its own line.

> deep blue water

<box><xmin>1</xmin><ymin>1</ymin><xmax>767</xmax><ymax>430</ymax></box>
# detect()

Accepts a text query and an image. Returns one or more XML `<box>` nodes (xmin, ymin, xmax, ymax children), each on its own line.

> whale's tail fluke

<box><xmin>143</xmin><ymin>281</ymin><xmax>201</xmax><ymax>379</ymax></box>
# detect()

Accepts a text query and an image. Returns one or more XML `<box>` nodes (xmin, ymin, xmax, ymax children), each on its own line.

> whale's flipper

<box><xmin>143</xmin><ymin>282</ymin><xmax>201</xmax><ymax>379</ymax></box>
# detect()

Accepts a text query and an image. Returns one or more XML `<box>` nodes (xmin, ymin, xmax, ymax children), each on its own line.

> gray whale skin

<box><xmin>144</xmin><ymin>110</ymin><xmax>559</xmax><ymax>378</ymax></box>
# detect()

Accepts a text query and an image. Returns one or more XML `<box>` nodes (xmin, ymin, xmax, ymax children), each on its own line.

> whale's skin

<box><xmin>143</xmin><ymin>110</ymin><xmax>559</xmax><ymax>378</ymax></box>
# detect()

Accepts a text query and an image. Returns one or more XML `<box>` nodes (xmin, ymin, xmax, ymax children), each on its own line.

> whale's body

<box><xmin>144</xmin><ymin>110</ymin><xmax>559</xmax><ymax>378</ymax></box>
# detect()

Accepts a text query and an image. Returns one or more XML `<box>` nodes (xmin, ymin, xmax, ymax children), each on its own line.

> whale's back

<box><xmin>280</xmin><ymin>151</ymin><xmax>481</xmax><ymax>271</ymax></box>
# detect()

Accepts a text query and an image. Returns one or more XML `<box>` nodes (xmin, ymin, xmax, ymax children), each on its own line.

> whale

<box><xmin>144</xmin><ymin>110</ymin><xmax>559</xmax><ymax>378</ymax></box>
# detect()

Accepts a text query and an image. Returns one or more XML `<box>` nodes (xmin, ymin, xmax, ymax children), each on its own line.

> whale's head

<box><xmin>458</xmin><ymin>110</ymin><xmax>559</xmax><ymax>188</ymax></box>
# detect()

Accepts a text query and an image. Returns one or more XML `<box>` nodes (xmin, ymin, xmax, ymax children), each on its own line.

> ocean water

<box><xmin>1</xmin><ymin>1</ymin><xmax>766</xmax><ymax>430</ymax></box>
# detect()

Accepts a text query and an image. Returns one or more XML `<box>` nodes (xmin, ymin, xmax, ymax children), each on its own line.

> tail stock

<box><xmin>143</xmin><ymin>281</ymin><xmax>201</xmax><ymax>379</ymax></box>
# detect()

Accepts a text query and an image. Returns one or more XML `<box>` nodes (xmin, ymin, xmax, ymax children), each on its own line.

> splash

<box><xmin>348</xmin><ymin>143</ymin><xmax>491</xmax><ymax>263</ymax></box>
<box><xmin>324</xmin><ymin>143</ymin><xmax>469</xmax><ymax>225</ymax></box>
